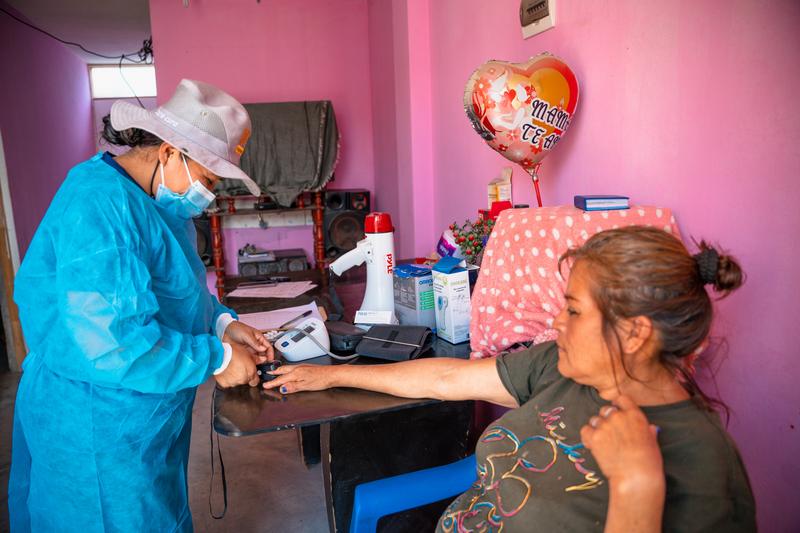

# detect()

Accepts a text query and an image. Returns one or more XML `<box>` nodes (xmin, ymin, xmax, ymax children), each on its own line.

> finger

<box><xmin>269</xmin><ymin>364</ymin><xmax>296</xmax><ymax>376</ymax></box>
<box><xmin>612</xmin><ymin>394</ymin><xmax>637</xmax><ymax>411</ymax></box>
<box><xmin>580</xmin><ymin>424</ymin><xmax>594</xmax><ymax>448</ymax></box>
<box><xmin>276</xmin><ymin>381</ymin><xmax>298</xmax><ymax>394</ymax></box>
<box><xmin>262</xmin><ymin>372</ymin><xmax>292</xmax><ymax>390</ymax></box>
<box><xmin>650</xmin><ymin>424</ymin><xmax>660</xmax><ymax>437</ymax></box>
<box><xmin>248</xmin><ymin>375</ymin><xmax>260</xmax><ymax>387</ymax></box>
<box><xmin>588</xmin><ymin>415</ymin><xmax>602</xmax><ymax>429</ymax></box>
<box><xmin>599</xmin><ymin>405</ymin><xmax>618</xmax><ymax>418</ymax></box>
<box><xmin>243</xmin><ymin>327</ymin><xmax>270</xmax><ymax>352</ymax></box>
<box><xmin>256</xmin><ymin>355</ymin><xmax>268</xmax><ymax>364</ymax></box>
<box><xmin>264</xmin><ymin>344</ymin><xmax>275</xmax><ymax>362</ymax></box>
<box><xmin>241</xmin><ymin>332</ymin><xmax>265</xmax><ymax>352</ymax></box>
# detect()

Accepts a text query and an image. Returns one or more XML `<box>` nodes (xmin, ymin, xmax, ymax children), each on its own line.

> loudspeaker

<box><xmin>323</xmin><ymin>189</ymin><xmax>371</xmax><ymax>260</ymax></box>
<box><xmin>193</xmin><ymin>217</ymin><xmax>212</xmax><ymax>266</ymax></box>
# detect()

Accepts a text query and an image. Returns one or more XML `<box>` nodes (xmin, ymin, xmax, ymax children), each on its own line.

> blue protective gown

<box><xmin>9</xmin><ymin>152</ymin><xmax>235</xmax><ymax>532</ymax></box>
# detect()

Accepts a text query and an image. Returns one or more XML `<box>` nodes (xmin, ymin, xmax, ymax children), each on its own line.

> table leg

<box><xmin>320</xmin><ymin>422</ymin><xmax>337</xmax><ymax>533</ymax></box>
<box><xmin>298</xmin><ymin>425</ymin><xmax>321</xmax><ymax>466</ymax></box>
<box><xmin>313</xmin><ymin>191</ymin><xmax>326</xmax><ymax>273</ymax></box>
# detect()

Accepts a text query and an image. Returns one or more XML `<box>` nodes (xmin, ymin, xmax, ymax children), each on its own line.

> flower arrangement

<box><xmin>449</xmin><ymin>217</ymin><xmax>496</xmax><ymax>265</ymax></box>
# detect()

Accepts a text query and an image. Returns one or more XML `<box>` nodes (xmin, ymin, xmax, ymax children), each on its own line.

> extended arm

<box><xmin>265</xmin><ymin>356</ymin><xmax>518</xmax><ymax>408</ymax></box>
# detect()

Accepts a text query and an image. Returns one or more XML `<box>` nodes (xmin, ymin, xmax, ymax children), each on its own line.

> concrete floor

<box><xmin>0</xmin><ymin>372</ymin><xmax>329</xmax><ymax>533</ymax></box>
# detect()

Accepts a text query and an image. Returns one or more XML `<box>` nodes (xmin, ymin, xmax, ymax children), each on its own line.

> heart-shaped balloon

<box><xmin>464</xmin><ymin>53</ymin><xmax>579</xmax><ymax>205</ymax></box>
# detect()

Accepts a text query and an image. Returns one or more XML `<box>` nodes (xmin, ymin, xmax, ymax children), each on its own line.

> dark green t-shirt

<box><xmin>436</xmin><ymin>341</ymin><xmax>756</xmax><ymax>532</ymax></box>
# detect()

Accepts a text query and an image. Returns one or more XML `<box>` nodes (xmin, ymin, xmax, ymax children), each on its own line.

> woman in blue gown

<box><xmin>9</xmin><ymin>79</ymin><xmax>273</xmax><ymax>531</ymax></box>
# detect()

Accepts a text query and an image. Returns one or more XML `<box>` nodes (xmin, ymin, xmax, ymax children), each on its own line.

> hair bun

<box><xmin>694</xmin><ymin>242</ymin><xmax>744</xmax><ymax>296</ymax></box>
<box><xmin>693</xmin><ymin>248</ymin><xmax>719</xmax><ymax>285</ymax></box>
<box><xmin>100</xmin><ymin>114</ymin><xmax>161</xmax><ymax>148</ymax></box>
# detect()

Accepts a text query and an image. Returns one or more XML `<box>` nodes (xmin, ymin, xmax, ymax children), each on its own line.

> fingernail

<box><xmin>280</xmin><ymin>386</ymin><xmax>287</xmax><ymax>393</ymax></box>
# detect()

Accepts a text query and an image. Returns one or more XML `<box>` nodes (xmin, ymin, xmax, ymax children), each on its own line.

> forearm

<box><xmin>329</xmin><ymin>358</ymin><xmax>468</xmax><ymax>398</ymax></box>
<box><xmin>45</xmin><ymin>316</ymin><xmax>224</xmax><ymax>394</ymax></box>
<box><xmin>328</xmin><ymin>356</ymin><xmax>514</xmax><ymax>406</ymax></box>
<box><xmin>604</xmin><ymin>478</ymin><xmax>665</xmax><ymax>533</ymax></box>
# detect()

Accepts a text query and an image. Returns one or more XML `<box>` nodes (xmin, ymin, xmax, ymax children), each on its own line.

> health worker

<box><xmin>9</xmin><ymin>79</ymin><xmax>274</xmax><ymax>532</ymax></box>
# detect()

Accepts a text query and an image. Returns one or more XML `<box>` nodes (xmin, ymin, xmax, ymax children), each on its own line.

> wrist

<box><xmin>213</xmin><ymin>342</ymin><xmax>233</xmax><ymax>375</ymax></box>
<box><xmin>609</xmin><ymin>470</ymin><xmax>665</xmax><ymax>497</ymax></box>
<box><xmin>216</xmin><ymin>313</ymin><xmax>236</xmax><ymax>339</ymax></box>
<box><xmin>327</xmin><ymin>365</ymin><xmax>349</xmax><ymax>388</ymax></box>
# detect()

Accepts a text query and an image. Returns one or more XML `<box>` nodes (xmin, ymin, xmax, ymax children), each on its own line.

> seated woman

<box><xmin>265</xmin><ymin>226</ymin><xmax>756</xmax><ymax>532</ymax></box>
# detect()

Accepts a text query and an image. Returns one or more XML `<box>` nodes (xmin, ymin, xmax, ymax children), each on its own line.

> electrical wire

<box><xmin>1</xmin><ymin>6</ymin><xmax>154</xmax><ymax>107</ymax></box>
<box><xmin>119</xmin><ymin>53</ymin><xmax>145</xmax><ymax>108</ymax></box>
<box><xmin>279</xmin><ymin>327</ymin><xmax>360</xmax><ymax>361</ymax></box>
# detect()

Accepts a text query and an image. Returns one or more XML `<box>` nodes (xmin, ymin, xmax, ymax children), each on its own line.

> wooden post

<box><xmin>0</xmin><ymin>220</ymin><xmax>25</xmax><ymax>370</ymax></box>
<box><xmin>210</xmin><ymin>213</ymin><xmax>226</xmax><ymax>300</ymax></box>
<box><xmin>313</xmin><ymin>191</ymin><xmax>326</xmax><ymax>273</ymax></box>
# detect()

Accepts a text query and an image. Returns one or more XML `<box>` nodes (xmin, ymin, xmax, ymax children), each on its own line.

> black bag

<box><xmin>355</xmin><ymin>325</ymin><xmax>434</xmax><ymax>361</ymax></box>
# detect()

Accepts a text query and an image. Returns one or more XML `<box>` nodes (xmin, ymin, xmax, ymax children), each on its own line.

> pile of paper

<box><xmin>227</xmin><ymin>280</ymin><xmax>316</xmax><ymax>299</ymax></box>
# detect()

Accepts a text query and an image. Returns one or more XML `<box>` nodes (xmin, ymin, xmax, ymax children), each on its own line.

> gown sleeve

<box><xmin>16</xmin><ymin>188</ymin><xmax>226</xmax><ymax>394</ymax></box>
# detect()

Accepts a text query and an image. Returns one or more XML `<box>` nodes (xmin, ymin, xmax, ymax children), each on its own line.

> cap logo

<box><xmin>235</xmin><ymin>128</ymin><xmax>251</xmax><ymax>155</ymax></box>
<box><xmin>155</xmin><ymin>108</ymin><xmax>179</xmax><ymax>128</ymax></box>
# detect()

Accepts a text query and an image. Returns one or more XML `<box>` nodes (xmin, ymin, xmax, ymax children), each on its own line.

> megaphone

<box><xmin>329</xmin><ymin>212</ymin><xmax>396</xmax><ymax>322</ymax></box>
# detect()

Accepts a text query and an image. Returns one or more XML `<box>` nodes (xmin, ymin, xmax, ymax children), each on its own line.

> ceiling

<box><xmin>4</xmin><ymin>0</ymin><xmax>152</xmax><ymax>64</ymax></box>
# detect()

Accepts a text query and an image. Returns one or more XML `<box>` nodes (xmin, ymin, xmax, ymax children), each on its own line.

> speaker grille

<box><xmin>323</xmin><ymin>189</ymin><xmax>370</xmax><ymax>260</ymax></box>
<box><xmin>327</xmin><ymin>212</ymin><xmax>365</xmax><ymax>255</ymax></box>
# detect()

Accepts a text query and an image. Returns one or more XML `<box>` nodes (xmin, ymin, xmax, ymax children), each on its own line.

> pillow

<box><xmin>469</xmin><ymin>205</ymin><xmax>681</xmax><ymax>358</ymax></box>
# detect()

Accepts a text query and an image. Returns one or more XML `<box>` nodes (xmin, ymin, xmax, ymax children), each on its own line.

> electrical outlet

<box><xmin>521</xmin><ymin>0</ymin><xmax>556</xmax><ymax>39</ymax></box>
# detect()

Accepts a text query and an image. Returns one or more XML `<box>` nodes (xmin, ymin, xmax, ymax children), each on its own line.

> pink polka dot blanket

<box><xmin>469</xmin><ymin>205</ymin><xmax>681</xmax><ymax>359</ymax></box>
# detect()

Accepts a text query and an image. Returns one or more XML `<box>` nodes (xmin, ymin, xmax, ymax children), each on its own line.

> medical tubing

<box><xmin>327</xmin><ymin>270</ymin><xmax>345</xmax><ymax>321</ymax></box>
<box><xmin>280</xmin><ymin>327</ymin><xmax>359</xmax><ymax>361</ymax></box>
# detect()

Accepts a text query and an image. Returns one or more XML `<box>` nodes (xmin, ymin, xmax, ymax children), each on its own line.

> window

<box><xmin>89</xmin><ymin>65</ymin><xmax>157</xmax><ymax>99</ymax></box>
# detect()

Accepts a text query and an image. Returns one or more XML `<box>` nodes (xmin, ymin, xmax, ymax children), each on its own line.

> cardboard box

<box><xmin>432</xmin><ymin>257</ymin><xmax>475</xmax><ymax>344</ymax></box>
<box><xmin>393</xmin><ymin>264</ymin><xmax>436</xmax><ymax>330</ymax></box>
<box><xmin>487</xmin><ymin>167</ymin><xmax>513</xmax><ymax>208</ymax></box>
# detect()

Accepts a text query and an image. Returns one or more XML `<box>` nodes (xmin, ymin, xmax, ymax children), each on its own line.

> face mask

<box><xmin>155</xmin><ymin>154</ymin><xmax>216</xmax><ymax>219</ymax></box>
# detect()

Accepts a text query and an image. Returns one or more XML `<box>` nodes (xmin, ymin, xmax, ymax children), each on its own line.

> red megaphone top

<box><xmin>364</xmin><ymin>212</ymin><xmax>393</xmax><ymax>234</ymax></box>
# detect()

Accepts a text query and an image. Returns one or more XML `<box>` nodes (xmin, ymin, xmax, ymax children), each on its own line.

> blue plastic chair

<box><xmin>349</xmin><ymin>454</ymin><xmax>477</xmax><ymax>533</ymax></box>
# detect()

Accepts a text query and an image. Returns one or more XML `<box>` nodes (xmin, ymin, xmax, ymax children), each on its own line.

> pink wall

<box><xmin>0</xmin><ymin>2</ymin><xmax>94</xmax><ymax>257</ymax></box>
<box><xmin>426</xmin><ymin>1</ymin><xmax>800</xmax><ymax>530</ymax></box>
<box><xmin>367</xmin><ymin>0</ymin><xmax>402</xmax><ymax>249</ymax></box>
<box><xmin>367</xmin><ymin>0</ymin><xmax>436</xmax><ymax>258</ymax></box>
<box><xmin>149</xmin><ymin>0</ymin><xmax>376</xmax><ymax>267</ymax></box>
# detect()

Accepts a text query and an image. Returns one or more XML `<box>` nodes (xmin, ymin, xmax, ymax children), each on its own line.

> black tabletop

<box><xmin>213</xmin><ymin>270</ymin><xmax>472</xmax><ymax>437</ymax></box>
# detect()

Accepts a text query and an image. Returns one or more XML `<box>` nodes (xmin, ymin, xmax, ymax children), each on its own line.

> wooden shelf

<box><xmin>210</xmin><ymin>207</ymin><xmax>313</xmax><ymax>217</ymax></box>
<box><xmin>208</xmin><ymin>191</ymin><xmax>327</xmax><ymax>300</ymax></box>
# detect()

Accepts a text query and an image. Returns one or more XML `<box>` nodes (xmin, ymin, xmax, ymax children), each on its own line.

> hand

<box><xmin>580</xmin><ymin>395</ymin><xmax>665</xmax><ymax>494</ymax></box>
<box><xmin>214</xmin><ymin>342</ymin><xmax>260</xmax><ymax>389</ymax></box>
<box><xmin>223</xmin><ymin>321</ymin><xmax>274</xmax><ymax>362</ymax></box>
<box><xmin>262</xmin><ymin>364</ymin><xmax>336</xmax><ymax>394</ymax></box>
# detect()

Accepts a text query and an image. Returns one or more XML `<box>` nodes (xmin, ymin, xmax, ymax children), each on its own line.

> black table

<box><xmin>214</xmin><ymin>270</ymin><xmax>474</xmax><ymax>532</ymax></box>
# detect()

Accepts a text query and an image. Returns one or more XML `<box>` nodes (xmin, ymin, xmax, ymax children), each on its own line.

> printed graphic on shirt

<box><xmin>440</xmin><ymin>406</ymin><xmax>602</xmax><ymax>532</ymax></box>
